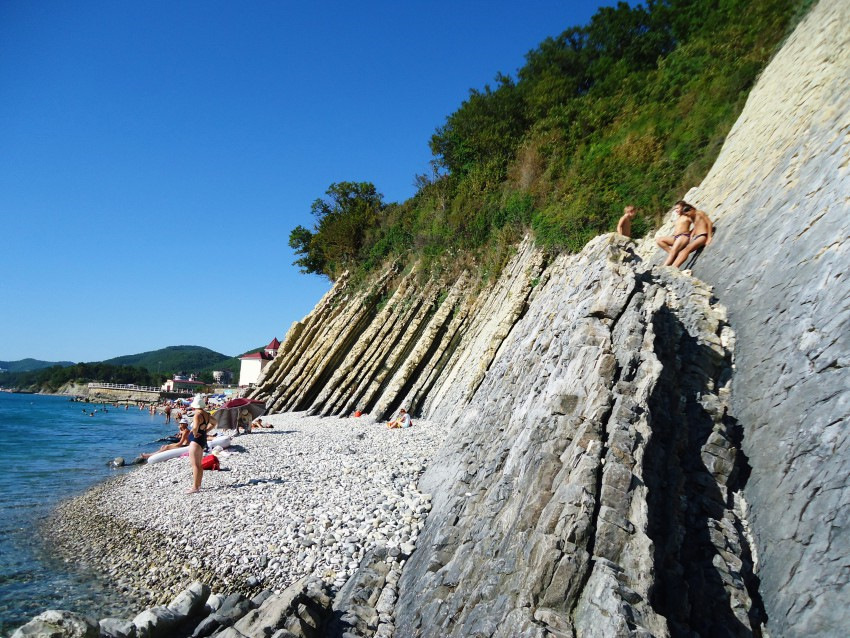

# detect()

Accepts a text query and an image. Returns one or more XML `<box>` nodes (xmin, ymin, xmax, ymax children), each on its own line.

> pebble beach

<box><xmin>44</xmin><ymin>412</ymin><xmax>448</xmax><ymax>613</ymax></box>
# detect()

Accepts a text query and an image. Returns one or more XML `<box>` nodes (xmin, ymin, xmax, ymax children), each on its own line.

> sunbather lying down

<box><xmin>141</xmin><ymin>422</ymin><xmax>190</xmax><ymax>459</ymax></box>
<box><xmin>252</xmin><ymin>418</ymin><xmax>273</xmax><ymax>429</ymax></box>
<box><xmin>656</xmin><ymin>200</ymin><xmax>713</xmax><ymax>268</ymax></box>
<box><xmin>387</xmin><ymin>409</ymin><xmax>411</xmax><ymax>429</ymax></box>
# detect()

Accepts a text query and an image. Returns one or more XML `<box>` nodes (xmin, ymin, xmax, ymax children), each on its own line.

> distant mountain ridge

<box><xmin>102</xmin><ymin>345</ymin><xmax>232</xmax><ymax>373</ymax></box>
<box><xmin>0</xmin><ymin>358</ymin><xmax>75</xmax><ymax>373</ymax></box>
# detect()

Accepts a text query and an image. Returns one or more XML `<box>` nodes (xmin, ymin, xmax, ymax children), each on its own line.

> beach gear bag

<box><xmin>201</xmin><ymin>454</ymin><xmax>220</xmax><ymax>470</ymax></box>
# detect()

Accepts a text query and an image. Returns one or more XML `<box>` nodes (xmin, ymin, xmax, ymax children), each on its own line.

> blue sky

<box><xmin>0</xmin><ymin>0</ymin><xmax>618</xmax><ymax>363</ymax></box>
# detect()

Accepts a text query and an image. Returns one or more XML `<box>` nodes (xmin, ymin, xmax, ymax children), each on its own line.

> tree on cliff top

<box><xmin>289</xmin><ymin>181</ymin><xmax>385</xmax><ymax>280</ymax></box>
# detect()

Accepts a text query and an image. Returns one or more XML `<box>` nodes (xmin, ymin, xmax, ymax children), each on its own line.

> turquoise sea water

<box><xmin>0</xmin><ymin>392</ymin><xmax>178</xmax><ymax>634</ymax></box>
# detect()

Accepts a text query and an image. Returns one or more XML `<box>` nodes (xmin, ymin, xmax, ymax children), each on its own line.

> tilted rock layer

<box><xmin>252</xmin><ymin>1</ymin><xmax>849</xmax><ymax>634</ymax></box>
<box><xmin>394</xmin><ymin>237</ymin><xmax>759</xmax><ymax>637</ymax></box>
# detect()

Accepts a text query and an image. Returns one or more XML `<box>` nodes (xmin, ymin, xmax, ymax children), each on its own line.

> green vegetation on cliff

<box><xmin>290</xmin><ymin>0</ymin><xmax>810</xmax><ymax>281</ymax></box>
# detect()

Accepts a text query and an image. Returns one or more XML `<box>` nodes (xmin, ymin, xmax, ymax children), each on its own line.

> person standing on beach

<box><xmin>187</xmin><ymin>394</ymin><xmax>217</xmax><ymax>494</ymax></box>
<box><xmin>164</xmin><ymin>403</ymin><xmax>172</xmax><ymax>424</ymax></box>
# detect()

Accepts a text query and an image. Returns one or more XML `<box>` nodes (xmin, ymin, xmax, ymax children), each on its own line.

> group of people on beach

<box><xmin>145</xmin><ymin>395</ymin><xmax>274</xmax><ymax>493</ymax></box>
<box><xmin>617</xmin><ymin>200</ymin><xmax>713</xmax><ymax>269</ymax></box>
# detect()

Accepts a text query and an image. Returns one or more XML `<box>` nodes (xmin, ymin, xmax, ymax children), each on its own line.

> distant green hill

<box><xmin>101</xmin><ymin>344</ymin><xmax>268</xmax><ymax>383</ymax></box>
<box><xmin>0</xmin><ymin>358</ymin><xmax>75</xmax><ymax>373</ymax></box>
<box><xmin>102</xmin><ymin>345</ymin><xmax>231</xmax><ymax>374</ymax></box>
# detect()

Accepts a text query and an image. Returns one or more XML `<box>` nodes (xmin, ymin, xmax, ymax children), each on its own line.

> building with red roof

<box><xmin>238</xmin><ymin>338</ymin><xmax>280</xmax><ymax>387</ymax></box>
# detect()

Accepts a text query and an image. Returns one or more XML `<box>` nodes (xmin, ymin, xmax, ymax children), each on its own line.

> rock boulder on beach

<box><xmin>98</xmin><ymin>618</ymin><xmax>137</xmax><ymax>638</ymax></box>
<box><xmin>131</xmin><ymin>605</ymin><xmax>180</xmax><ymax>638</ymax></box>
<box><xmin>10</xmin><ymin>610</ymin><xmax>99</xmax><ymax>638</ymax></box>
<box><xmin>167</xmin><ymin>580</ymin><xmax>210</xmax><ymax>618</ymax></box>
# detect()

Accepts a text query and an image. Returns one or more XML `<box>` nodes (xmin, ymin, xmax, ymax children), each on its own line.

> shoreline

<box><xmin>41</xmin><ymin>412</ymin><xmax>446</xmax><ymax>617</ymax></box>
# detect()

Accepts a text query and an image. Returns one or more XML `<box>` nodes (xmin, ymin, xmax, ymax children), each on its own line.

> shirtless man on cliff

<box><xmin>616</xmin><ymin>205</ymin><xmax>636</xmax><ymax>238</ymax></box>
<box><xmin>617</xmin><ymin>205</ymin><xmax>637</xmax><ymax>237</ymax></box>
<box><xmin>656</xmin><ymin>201</ymin><xmax>712</xmax><ymax>268</ymax></box>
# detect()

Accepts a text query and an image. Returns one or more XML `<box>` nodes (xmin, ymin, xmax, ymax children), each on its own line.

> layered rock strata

<box><xmin>392</xmin><ymin>236</ymin><xmax>760</xmax><ymax>637</ymax></box>
<box><xmin>249</xmin><ymin>239</ymin><xmax>545</xmax><ymax>423</ymax></box>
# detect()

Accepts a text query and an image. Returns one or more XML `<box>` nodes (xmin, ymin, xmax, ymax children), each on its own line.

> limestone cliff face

<box><xmin>252</xmin><ymin>1</ymin><xmax>849</xmax><ymax>634</ymax></box>
<box><xmin>393</xmin><ymin>236</ymin><xmax>757</xmax><ymax>637</ymax></box>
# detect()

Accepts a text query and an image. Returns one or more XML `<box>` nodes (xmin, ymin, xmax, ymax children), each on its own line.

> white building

<box><xmin>238</xmin><ymin>337</ymin><xmax>280</xmax><ymax>387</ymax></box>
<box><xmin>212</xmin><ymin>370</ymin><xmax>233</xmax><ymax>384</ymax></box>
<box><xmin>161</xmin><ymin>373</ymin><xmax>207</xmax><ymax>394</ymax></box>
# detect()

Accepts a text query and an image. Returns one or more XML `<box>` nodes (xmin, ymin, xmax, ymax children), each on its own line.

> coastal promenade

<box><xmin>86</xmin><ymin>382</ymin><xmax>193</xmax><ymax>402</ymax></box>
<box><xmin>87</xmin><ymin>382</ymin><xmax>164</xmax><ymax>393</ymax></box>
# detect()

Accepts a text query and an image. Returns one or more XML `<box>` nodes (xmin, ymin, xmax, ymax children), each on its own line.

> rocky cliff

<box><xmin>252</xmin><ymin>1</ymin><xmax>849</xmax><ymax>634</ymax></box>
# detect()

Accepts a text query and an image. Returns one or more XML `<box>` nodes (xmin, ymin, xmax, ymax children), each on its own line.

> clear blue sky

<box><xmin>0</xmin><ymin>0</ymin><xmax>619</xmax><ymax>363</ymax></box>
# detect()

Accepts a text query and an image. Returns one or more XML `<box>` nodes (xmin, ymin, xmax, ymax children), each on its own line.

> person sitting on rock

<box><xmin>656</xmin><ymin>200</ymin><xmax>701</xmax><ymax>267</ymax></box>
<box><xmin>387</xmin><ymin>408</ymin><xmax>412</xmax><ymax>429</ymax></box>
<box><xmin>670</xmin><ymin>203</ymin><xmax>712</xmax><ymax>268</ymax></box>
<box><xmin>616</xmin><ymin>205</ymin><xmax>637</xmax><ymax>238</ymax></box>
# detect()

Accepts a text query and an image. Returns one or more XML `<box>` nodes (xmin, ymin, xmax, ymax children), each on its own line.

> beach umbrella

<box><xmin>213</xmin><ymin>398</ymin><xmax>266</xmax><ymax>430</ymax></box>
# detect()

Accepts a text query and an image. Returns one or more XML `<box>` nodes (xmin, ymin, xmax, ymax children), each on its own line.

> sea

<box><xmin>0</xmin><ymin>392</ymin><xmax>180</xmax><ymax>635</ymax></box>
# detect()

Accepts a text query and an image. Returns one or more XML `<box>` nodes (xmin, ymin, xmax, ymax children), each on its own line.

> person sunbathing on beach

<box><xmin>617</xmin><ymin>205</ymin><xmax>637</xmax><ymax>238</ymax></box>
<box><xmin>251</xmin><ymin>417</ymin><xmax>273</xmax><ymax>429</ymax></box>
<box><xmin>656</xmin><ymin>201</ymin><xmax>702</xmax><ymax>267</ymax></box>
<box><xmin>387</xmin><ymin>408</ymin><xmax>411</xmax><ymax>429</ymax></box>
<box><xmin>141</xmin><ymin>422</ymin><xmax>190</xmax><ymax>459</ymax></box>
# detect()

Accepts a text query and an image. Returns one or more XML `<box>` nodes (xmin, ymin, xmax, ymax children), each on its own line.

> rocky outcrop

<box><xmin>251</xmin><ymin>234</ymin><xmax>763</xmax><ymax>636</ymax></box>
<box><xmin>392</xmin><ymin>236</ymin><xmax>760</xmax><ymax>637</ymax></box>
<box><xmin>250</xmin><ymin>239</ymin><xmax>545</xmax><ymax>422</ymax></box>
<box><xmin>11</xmin><ymin>610</ymin><xmax>100</xmax><ymax>638</ymax></box>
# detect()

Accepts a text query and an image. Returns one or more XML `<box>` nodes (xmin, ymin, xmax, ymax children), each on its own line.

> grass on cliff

<box><xmin>289</xmin><ymin>0</ymin><xmax>812</xmax><ymax>284</ymax></box>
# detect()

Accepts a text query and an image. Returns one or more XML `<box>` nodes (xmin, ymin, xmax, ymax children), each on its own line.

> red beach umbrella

<box><xmin>213</xmin><ymin>398</ymin><xmax>267</xmax><ymax>430</ymax></box>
